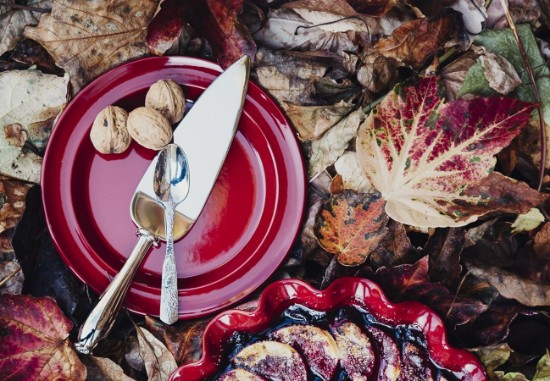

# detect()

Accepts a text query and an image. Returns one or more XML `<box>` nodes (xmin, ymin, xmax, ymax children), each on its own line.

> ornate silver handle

<box><xmin>160</xmin><ymin>204</ymin><xmax>179</xmax><ymax>324</ymax></box>
<box><xmin>75</xmin><ymin>229</ymin><xmax>158</xmax><ymax>354</ymax></box>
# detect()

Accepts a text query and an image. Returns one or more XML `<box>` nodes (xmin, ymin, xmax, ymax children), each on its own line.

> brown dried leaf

<box><xmin>373</xmin><ymin>11</ymin><xmax>461</xmax><ymax>69</ymax></box>
<box><xmin>282</xmin><ymin>100</ymin><xmax>354</xmax><ymax>141</ymax></box>
<box><xmin>470</xmin><ymin>343</ymin><xmax>512</xmax><ymax>377</ymax></box>
<box><xmin>334</xmin><ymin>151</ymin><xmax>372</xmax><ymax>193</ymax></box>
<box><xmin>426</xmin><ymin>228</ymin><xmax>464</xmax><ymax>288</ymax></box>
<box><xmin>0</xmin><ymin>175</ymin><xmax>31</xmax><ymax>234</ymax></box>
<box><xmin>24</xmin><ymin>0</ymin><xmax>159</xmax><ymax>92</ymax></box>
<box><xmin>90</xmin><ymin>356</ymin><xmax>136</xmax><ymax>381</ymax></box>
<box><xmin>440</xmin><ymin>50</ymin><xmax>478</xmax><ymax>101</ymax></box>
<box><xmin>315</xmin><ymin>190</ymin><xmax>389</xmax><ymax>266</ymax></box>
<box><xmin>0</xmin><ymin>294</ymin><xmax>86</xmax><ymax>380</ymax></box>
<box><xmin>0</xmin><ymin>6</ymin><xmax>39</xmax><ymax>57</ymax></box>
<box><xmin>346</xmin><ymin>0</ymin><xmax>397</xmax><ymax>15</ymax></box>
<box><xmin>368</xmin><ymin>220</ymin><xmax>415</xmax><ymax>269</ymax></box>
<box><xmin>486</xmin><ymin>0</ymin><xmax>541</xmax><ymax>29</ymax></box>
<box><xmin>477</xmin><ymin>48</ymin><xmax>522</xmax><ymax>95</ymax></box>
<box><xmin>465</xmin><ymin>261</ymin><xmax>550</xmax><ymax>307</ymax></box>
<box><xmin>137</xmin><ymin>327</ymin><xmax>178</xmax><ymax>380</ymax></box>
<box><xmin>146</xmin><ymin>0</ymin><xmax>191</xmax><ymax>56</ymax></box>
<box><xmin>0</xmin><ymin>260</ymin><xmax>23</xmax><ymax>295</ymax></box>
<box><xmin>534</xmin><ymin>222</ymin><xmax>550</xmax><ymax>260</ymax></box>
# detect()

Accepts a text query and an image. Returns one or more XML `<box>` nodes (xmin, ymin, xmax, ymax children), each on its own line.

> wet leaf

<box><xmin>282</xmin><ymin>100</ymin><xmax>354</xmax><ymax>141</ymax></box>
<box><xmin>372</xmin><ymin>11</ymin><xmax>462</xmax><ymax>69</ymax></box>
<box><xmin>90</xmin><ymin>356</ymin><xmax>136</xmax><ymax>381</ymax></box>
<box><xmin>315</xmin><ymin>190</ymin><xmax>389</xmax><ymax>266</ymax></box>
<box><xmin>334</xmin><ymin>151</ymin><xmax>372</xmax><ymax>193</ymax></box>
<box><xmin>0</xmin><ymin>294</ymin><xmax>86</xmax><ymax>380</ymax></box>
<box><xmin>511</xmin><ymin>208</ymin><xmax>545</xmax><ymax>233</ymax></box>
<box><xmin>24</xmin><ymin>0</ymin><xmax>159</xmax><ymax>93</ymax></box>
<box><xmin>356</xmin><ymin>76</ymin><xmax>537</xmax><ymax>228</ymax></box>
<box><xmin>0</xmin><ymin>69</ymin><xmax>68</xmax><ymax>183</ymax></box>
<box><xmin>465</xmin><ymin>261</ymin><xmax>550</xmax><ymax>307</ymax></box>
<box><xmin>0</xmin><ymin>175</ymin><xmax>31</xmax><ymax>234</ymax></box>
<box><xmin>309</xmin><ymin>107</ymin><xmax>364</xmax><ymax>178</ymax></box>
<box><xmin>137</xmin><ymin>327</ymin><xmax>178</xmax><ymax>381</ymax></box>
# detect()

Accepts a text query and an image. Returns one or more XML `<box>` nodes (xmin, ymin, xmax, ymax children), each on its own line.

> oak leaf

<box><xmin>315</xmin><ymin>190</ymin><xmax>389</xmax><ymax>266</ymax></box>
<box><xmin>0</xmin><ymin>294</ymin><xmax>86</xmax><ymax>380</ymax></box>
<box><xmin>356</xmin><ymin>76</ymin><xmax>537</xmax><ymax>228</ymax></box>
<box><xmin>0</xmin><ymin>69</ymin><xmax>69</xmax><ymax>183</ymax></box>
<box><xmin>24</xmin><ymin>0</ymin><xmax>159</xmax><ymax>92</ymax></box>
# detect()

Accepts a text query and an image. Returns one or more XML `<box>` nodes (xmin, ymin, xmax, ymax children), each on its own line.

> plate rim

<box><xmin>41</xmin><ymin>56</ymin><xmax>306</xmax><ymax>318</ymax></box>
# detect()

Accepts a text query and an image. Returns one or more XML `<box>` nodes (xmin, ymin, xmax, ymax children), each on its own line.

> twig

<box><xmin>0</xmin><ymin>266</ymin><xmax>21</xmax><ymax>288</ymax></box>
<box><xmin>0</xmin><ymin>2</ymin><xmax>50</xmax><ymax>12</ymax></box>
<box><xmin>499</xmin><ymin>0</ymin><xmax>546</xmax><ymax>191</ymax></box>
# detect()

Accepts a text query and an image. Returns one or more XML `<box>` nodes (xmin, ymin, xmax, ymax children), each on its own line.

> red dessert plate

<box><xmin>41</xmin><ymin>57</ymin><xmax>305</xmax><ymax>318</ymax></box>
<box><xmin>172</xmin><ymin>277</ymin><xmax>487</xmax><ymax>381</ymax></box>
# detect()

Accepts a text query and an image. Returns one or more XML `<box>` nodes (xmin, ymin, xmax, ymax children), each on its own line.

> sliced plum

<box><xmin>270</xmin><ymin>324</ymin><xmax>339</xmax><ymax>381</ymax></box>
<box><xmin>399</xmin><ymin>342</ymin><xmax>435</xmax><ymax>381</ymax></box>
<box><xmin>232</xmin><ymin>341</ymin><xmax>308</xmax><ymax>381</ymax></box>
<box><xmin>219</xmin><ymin>369</ymin><xmax>267</xmax><ymax>380</ymax></box>
<box><xmin>331</xmin><ymin>321</ymin><xmax>376</xmax><ymax>381</ymax></box>
<box><xmin>368</xmin><ymin>326</ymin><xmax>401</xmax><ymax>381</ymax></box>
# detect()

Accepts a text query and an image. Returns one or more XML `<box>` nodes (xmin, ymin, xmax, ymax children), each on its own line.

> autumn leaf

<box><xmin>334</xmin><ymin>151</ymin><xmax>372</xmax><ymax>192</ymax></box>
<box><xmin>0</xmin><ymin>294</ymin><xmax>86</xmax><ymax>380</ymax></box>
<box><xmin>24</xmin><ymin>0</ymin><xmax>159</xmax><ymax>92</ymax></box>
<box><xmin>314</xmin><ymin>190</ymin><xmax>389</xmax><ymax>266</ymax></box>
<box><xmin>0</xmin><ymin>0</ymin><xmax>46</xmax><ymax>56</ymax></box>
<box><xmin>146</xmin><ymin>0</ymin><xmax>191</xmax><ymax>56</ymax></box>
<box><xmin>356</xmin><ymin>76</ymin><xmax>537</xmax><ymax>228</ymax></box>
<box><xmin>534</xmin><ymin>222</ymin><xmax>550</xmax><ymax>260</ymax></box>
<box><xmin>0</xmin><ymin>69</ymin><xmax>69</xmax><ymax>183</ymax></box>
<box><xmin>0</xmin><ymin>176</ymin><xmax>31</xmax><ymax>234</ymax></box>
<box><xmin>137</xmin><ymin>327</ymin><xmax>178</xmax><ymax>381</ymax></box>
<box><xmin>90</xmin><ymin>356</ymin><xmax>136</xmax><ymax>381</ymax></box>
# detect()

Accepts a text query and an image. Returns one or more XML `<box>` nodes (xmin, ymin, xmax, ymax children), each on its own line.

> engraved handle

<box><xmin>160</xmin><ymin>204</ymin><xmax>179</xmax><ymax>324</ymax></box>
<box><xmin>75</xmin><ymin>229</ymin><xmax>157</xmax><ymax>354</ymax></box>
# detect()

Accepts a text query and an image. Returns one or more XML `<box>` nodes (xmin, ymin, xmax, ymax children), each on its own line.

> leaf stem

<box><xmin>0</xmin><ymin>2</ymin><xmax>49</xmax><ymax>12</ymax></box>
<box><xmin>362</xmin><ymin>93</ymin><xmax>385</xmax><ymax>114</ymax></box>
<box><xmin>499</xmin><ymin>0</ymin><xmax>546</xmax><ymax>191</ymax></box>
<box><xmin>0</xmin><ymin>266</ymin><xmax>21</xmax><ymax>288</ymax></box>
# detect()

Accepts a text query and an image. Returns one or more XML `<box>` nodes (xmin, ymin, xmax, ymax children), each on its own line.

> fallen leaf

<box><xmin>334</xmin><ymin>151</ymin><xmax>372</xmax><ymax>192</ymax></box>
<box><xmin>0</xmin><ymin>260</ymin><xmax>23</xmax><ymax>295</ymax></box>
<box><xmin>301</xmin><ymin>197</ymin><xmax>323</xmax><ymax>260</ymax></box>
<box><xmin>426</xmin><ymin>227</ymin><xmax>464</xmax><ymax>288</ymax></box>
<box><xmin>486</xmin><ymin>0</ymin><xmax>541</xmax><ymax>29</ymax></box>
<box><xmin>479</xmin><ymin>51</ymin><xmax>522</xmax><ymax>96</ymax></box>
<box><xmin>309</xmin><ymin>107</ymin><xmax>364</xmax><ymax>178</ymax></box>
<box><xmin>144</xmin><ymin>315</ymin><xmax>208</xmax><ymax>364</ymax></box>
<box><xmin>90</xmin><ymin>356</ymin><xmax>136</xmax><ymax>381</ymax></box>
<box><xmin>0</xmin><ymin>69</ymin><xmax>68</xmax><ymax>183</ymax></box>
<box><xmin>9</xmin><ymin>38</ymin><xmax>62</xmax><ymax>75</ymax></box>
<box><xmin>368</xmin><ymin>220</ymin><xmax>416</xmax><ymax>268</ymax></box>
<box><xmin>511</xmin><ymin>208</ymin><xmax>545</xmax><ymax>233</ymax></box>
<box><xmin>137</xmin><ymin>327</ymin><xmax>178</xmax><ymax>381</ymax></box>
<box><xmin>315</xmin><ymin>190</ymin><xmax>389</xmax><ymax>266</ymax></box>
<box><xmin>534</xmin><ymin>222</ymin><xmax>550</xmax><ymax>260</ymax></box>
<box><xmin>356</xmin><ymin>54</ymin><xmax>399</xmax><ymax>93</ymax></box>
<box><xmin>471</xmin><ymin>343</ymin><xmax>511</xmax><ymax>377</ymax></box>
<box><xmin>255</xmin><ymin>48</ymin><xmax>330</xmax><ymax>105</ymax></box>
<box><xmin>346</xmin><ymin>0</ymin><xmax>396</xmax><ymax>15</ymax></box>
<box><xmin>314</xmin><ymin>77</ymin><xmax>362</xmax><ymax>104</ymax></box>
<box><xmin>0</xmin><ymin>294</ymin><xmax>86</xmax><ymax>380</ymax></box>
<box><xmin>282</xmin><ymin>100</ymin><xmax>354</xmax><ymax>141</ymax></box>
<box><xmin>356</xmin><ymin>76</ymin><xmax>537</xmax><ymax>228</ymax></box>
<box><xmin>372</xmin><ymin>11</ymin><xmax>462</xmax><ymax>69</ymax></box>
<box><xmin>534</xmin><ymin>352</ymin><xmax>550</xmax><ymax>381</ymax></box>
<box><xmin>466</xmin><ymin>261</ymin><xmax>550</xmax><ymax>307</ymax></box>
<box><xmin>0</xmin><ymin>5</ymin><xmax>40</xmax><ymax>57</ymax></box>
<box><xmin>0</xmin><ymin>175</ymin><xmax>31</xmax><ymax>233</ymax></box>
<box><xmin>146</xmin><ymin>0</ymin><xmax>191</xmax><ymax>56</ymax></box>
<box><xmin>124</xmin><ymin>335</ymin><xmax>145</xmax><ymax>373</ymax></box>
<box><xmin>439</xmin><ymin>50</ymin><xmax>478</xmax><ymax>100</ymax></box>
<box><xmin>24</xmin><ymin>0</ymin><xmax>159</xmax><ymax>92</ymax></box>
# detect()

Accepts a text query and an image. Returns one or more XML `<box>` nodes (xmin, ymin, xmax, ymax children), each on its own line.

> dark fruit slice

<box><xmin>331</xmin><ymin>321</ymin><xmax>376</xmax><ymax>381</ymax></box>
<box><xmin>399</xmin><ymin>342</ymin><xmax>435</xmax><ymax>381</ymax></box>
<box><xmin>271</xmin><ymin>324</ymin><xmax>339</xmax><ymax>381</ymax></box>
<box><xmin>219</xmin><ymin>369</ymin><xmax>267</xmax><ymax>380</ymax></box>
<box><xmin>232</xmin><ymin>341</ymin><xmax>308</xmax><ymax>381</ymax></box>
<box><xmin>368</xmin><ymin>326</ymin><xmax>401</xmax><ymax>381</ymax></box>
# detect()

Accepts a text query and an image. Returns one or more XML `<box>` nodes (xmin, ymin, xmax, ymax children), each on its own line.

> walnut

<box><xmin>127</xmin><ymin>107</ymin><xmax>172</xmax><ymax>150</ymax></box>
<box><xmin>90</xmin><ymin>105</ymin><xmax>131</xmax><ymax>154</ymax></box>
<box><xmin>145</xmin><ymin>79</ymin><xmax>186</xmax><ymax>124</ymax></box>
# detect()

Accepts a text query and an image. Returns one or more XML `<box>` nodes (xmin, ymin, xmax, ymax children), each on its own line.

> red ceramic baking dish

<box><xmin>170</xmin><ymin>277</ymin><xmax>487</xmax><ymax>381</ymax></box>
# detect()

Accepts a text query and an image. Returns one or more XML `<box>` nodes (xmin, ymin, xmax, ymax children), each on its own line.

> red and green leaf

<box><xmin>315</xmin><ymin>190</ymin><xmax>389</xmax><ymax>266</ymax></box>
<box><xmin>357</xmin><ymin>76</ymin><xmax>537</xmax><ymax>227</ymax></box>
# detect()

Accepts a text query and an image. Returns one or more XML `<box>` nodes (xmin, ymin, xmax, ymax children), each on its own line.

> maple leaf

<box><xmin>0</xmin><ymin>294</ymin><xmax>86</xmax><ymax>380</ymax></box>
<box><xmin>314</xmin><ymin>190</ymin><xmax>389</xmax><ymax>266</ymax></box>
<box><xmin>24</xmin><ymin>0</ymin><xmax>159</xmax><ymax>92</ymax></box>
<box><xmin>356</xmin><ymin>76</ymin><xmax>537</xmax><ymax>228</ymax></box>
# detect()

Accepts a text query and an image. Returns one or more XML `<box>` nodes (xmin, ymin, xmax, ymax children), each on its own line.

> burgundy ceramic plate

<box><xmin>42</xmin><ymin>57</ymin><xmax>305</xmax><ymax>318</ymax></box>
<box><xmin>171</xmin><ymin>277</ymin><xmax>487</xmax><ymax>381</ymax></box>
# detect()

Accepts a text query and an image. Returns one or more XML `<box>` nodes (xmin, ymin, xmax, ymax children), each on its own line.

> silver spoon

<box><xmin>153</xmin><ymin>143</ymin><xmax>190</xmax><ymax>324</ymax></box>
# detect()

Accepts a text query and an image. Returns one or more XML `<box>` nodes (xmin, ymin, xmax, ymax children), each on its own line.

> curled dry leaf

<box><xmin>0</xmin><ymin>294</ymin><xmax>86</xmax><ymax>380</ymax></box>
<box><xmin>315</xmin><ymin>190</ymin><xmax>389</xmax><ymax>266</ymax></box>
<box><xmin>356</xmin><ymin>76</ymin><xmax>537</xmax><ymax>228</ymax></box>
<box><xmin>0</xmin><ymin>3</ymin><xmax>40</xmax><ymax>57</ymax></box>
<box><xmin>440</xmin><ymin>50</ymin><xmax>478</xmax><ymax>101</ymax></box>
<box><xmin>334</xmin><ymin>151</ymin><xmax>372</xmax><ymax>193</ymax></box>
<box><xmin>24</xmin><ymin>0</ymin><xmax>159</xmax><ymax>93</ymax></box>
<box><xmin>478</xmin><ymin>48</ymin><xmax>522</xmax><ymax>95</ymax></box>
<box><xmin>309</xmin><ymin>107</ymin><xmax>364</xmax><ymax>179</ymax></box>
<box><xmin>90</xmin><ymin>356</ymin><xmax>136</xmax><ymax>381</ymax></box>
<box><xmin>137</xmin><ymin>327</ymin><xmax>178</xmax><ymax>381</ymax></box>
<box><xmin>282</xmin><ymin>100</ymin><xmax>354</xmax><ymax>141</ymax></box>
<box><xmin>0</xmin><ymin>175</ymin><xmax>31</xmax><ymax>233</ymax></box>
<box><xmin>0</xmin><ymin>69</ymin><xmax>69</xmax><ymax>183</ymax></box>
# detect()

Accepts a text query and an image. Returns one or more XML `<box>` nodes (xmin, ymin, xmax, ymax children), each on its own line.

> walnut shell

<box><xmin>90</xmin><ymin>105</ymin><xmax>131</xmax><ymax>154</ymax></box>
<box><xmin>145</xmin><ymin>79</ymin><xmax>186</xmax><ymax>124</ymax></box>
<box><xmin>127</xmin><ymin>107</ymin><xmax>172</xmax><ymax>150</ymax></box>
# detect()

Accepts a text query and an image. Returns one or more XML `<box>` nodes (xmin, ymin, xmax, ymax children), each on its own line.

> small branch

<box><xmin>0</xmin><ymin>2</ymin><xmax>50</xmax><ymax>12</ymax></box>
<box><xmin>499</xmin><ymin>0</ymin><xmax>546</xmax><ymax>191</ymax></box>
<box><xmin>0</xmin><ymin>266</ymin><xmax>21</xmax><ymax>288</ymax></box>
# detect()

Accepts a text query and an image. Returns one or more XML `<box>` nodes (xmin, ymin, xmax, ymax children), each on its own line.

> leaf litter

<box><xmin>0</xmin><ymin>0</ymin><xmax>550</xmax><ymax>379</ymax></box>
